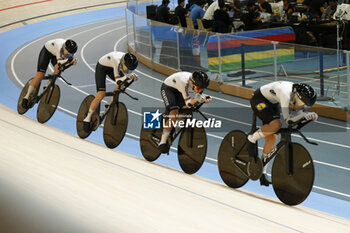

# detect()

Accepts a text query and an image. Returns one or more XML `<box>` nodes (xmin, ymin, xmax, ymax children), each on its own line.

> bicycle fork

<box><xmin>280</xmin><ymin>131</ymin><xmax>294</xmax><ymax>176</ymax></box>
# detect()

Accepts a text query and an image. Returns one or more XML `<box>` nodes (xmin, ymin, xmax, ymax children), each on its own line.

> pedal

<box><xmin>30</xmin><ymin>97</ymin><xmax>38</xmax><ymax>108</ymax></box>
<box><xmin>259</xmin><ymin>175</ymin><xmax>271</xmax><ymax>187</ymax></box>
<box><xmin>92</xmin><ymin>119</ymin><xmax>100</xmax><ymax>131</ymax></box>
<box><xmin>158</xmin><ymin>143</ymin><xmax>170</xmax><ymax>154</ymax></box>
<box><xmin>91</xmin><ymin>113</ymin><xmax>100</xmax><ymax>131</ymax></box>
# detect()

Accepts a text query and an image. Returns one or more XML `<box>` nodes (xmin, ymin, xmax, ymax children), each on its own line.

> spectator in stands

<box><xmin>202</xmin><ymin>0</ymin><xmax>221</xmax><ymax>29</ymax></box>
<box><xmin>156</xmin><ymin>0</ymin><xmax>175</xmax><ymax>24</ymax></box>
<box><xmin>322</xmin><ymin>0</ymin><xmax>337</xmax><ymax>19</ymax></box>
<box><xmin>231</xmin><ymin>0</ymin><xmax>243</xmax><ymax>19</ymax></box>
<box><xmin>242</xmin><ymin>1</ymin><xmax>264</xmax><ymax>30</ymax></box>
<box><xmin>188</xmin><ymin>0</ymin><xmax>200</xmax><ymax>10</ymax></box>
<box><xmin>300</xmin><ymin>0</ymin><xmax>314</xmax><ymax>21</ymax></box>
<box><xmin>300</xmin><ymin>0</ymin><xmax>326</xmax><ymax>21</ymax></box>
<box><xmin>175</xmin><ymin>0</ymin><xmax>189</xmax><ymax>27</ymax></box>
<box><xmin>283</xmin><ymin>0</ymin><xmax>294</xmax><ymax>19</ymax></box>
<box><xmin>257</xmin><ymin>0</ymin><xmax>273</xmax><ymax>14</ymax></box>
<box><xmin>310</xmin><ymin>0</ymin><xmax>325</xmax><ymax>19</ymax></box>
<box><xmin>212</xmin><ymin>0</ymin><xmax>231</xmax><ymax>32</ymax></box>
<box><xmin>190</xmin><ymin>0</ymin><xmax>206</xmax><ymax>29</ymax></box>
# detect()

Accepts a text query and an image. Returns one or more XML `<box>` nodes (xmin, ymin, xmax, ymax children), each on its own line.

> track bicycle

<box><xmin>76</xmin><ymin>77</ymin><xmax>138</xmax><ymax>149</ymax></box>
<box><xmin>17</xmin><ymin>59</ymin><xmax>73</xmax><ymax>123</ymax></box>
<box><xmin>217</xmin><ymin>113</ymin><xmax>317</xmax><ymax>206</ymax></box>
<box><xmin>139</xmin><ymin>99</ymin><xmax>210</xmax><ymax>174</ymax></box>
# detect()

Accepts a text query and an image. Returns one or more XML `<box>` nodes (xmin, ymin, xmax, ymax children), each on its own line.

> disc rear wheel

<box><xmin>140</xmin><ymin>125</ymin><xmax>162</xmax><ymax>162</ymax></box>
<box><xmin>17</xmin><ymin>78</ymin><xmax>40</xmax><ymax>115</ymax></box>
<box><xmin>76</xmin><ymin>95</ymin><xmax>95</xmax><ymax>139</ymax></box>
<box><xmin>217</xmin><ymin>130</ymin><xmax>249</xmax><ymax>188</ymax></box>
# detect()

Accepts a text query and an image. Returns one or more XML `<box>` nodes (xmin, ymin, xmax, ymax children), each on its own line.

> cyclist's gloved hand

<box><xmin>287</xmin><ymin>111</ymin><xmax>307</xmax><ymax>123</ymax></box>
<box><xmin>58</xmin><ymin>57</ymin><xmax>76</xmax><ymax>71</ymax></box>
<box><xmin>304</xmin><ymin>112</ymin><xmax>318</xmax><ymax>121</ymax></box>
<box><xmin>129</xmin><ymin>73</ymin><xmax>137</xmax><ymax>82</ymax></box>
<box><xmin>201</xmin><ymin>95</ymin><xmax>212</xmax><ymax>103</ymax></box>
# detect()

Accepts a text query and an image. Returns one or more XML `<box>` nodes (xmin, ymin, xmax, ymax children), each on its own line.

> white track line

<box><xmin>313</xmin><ymin>186</ymin><xmax>350</xmax><ymax>198</ymax></box>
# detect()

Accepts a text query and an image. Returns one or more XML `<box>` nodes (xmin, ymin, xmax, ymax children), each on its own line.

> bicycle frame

<box><xmin>36</xmin><ymin>71</ymin><xmax>71</xmax><ymax>104</ymax></box>
<box><xmin>262</xmin><ymin>130</ymin><xmax>294</xmax><ymax>175</ymax></box>
<box><xmin>99</xmin><ymin>78</ymin><xmax>137</xmax><ymax>126</ymax></box>
<box><xmin>36</xmin><ymin>75</ymin><xmax>57</xmax><ymax>104</ymax></box>
<box><xmin>251</xmin><ymin>113</ymin><xmax>317</xmax><ymax>176</ymax></box>
<box><xmin>100</xmin><ymin>91</ymin><xmax>120</xmax><ymax>124</ymax></box>
<box><xmin>165</xmin><ymin>103</ymin><xmax>208</xmax><ymax>147</ymax></box>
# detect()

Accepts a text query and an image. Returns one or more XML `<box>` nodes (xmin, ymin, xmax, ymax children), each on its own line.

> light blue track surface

<box><xmin>1</xmin><ymin>6</ymin><xmax>350</xmax><ymax>220</ymax></box>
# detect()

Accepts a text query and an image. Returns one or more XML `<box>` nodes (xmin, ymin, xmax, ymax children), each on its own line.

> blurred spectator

<box><xmin>231</xmin><ymin>0</ymin><xmax>243</xmax><ymax>19</ymax></box>
<box><xmin>257</xmin><ymin>0</ymin><xmax>273</xmax><ymax>14</ymax></box>
<box><xmin>202</xmin><ymin>0</ymin><xmax>221</xmax><ymax>28</ymax></box>
<box><xmin>300</xmin><ymin>0</ymin><xmax>314</xmax><ymax>21</ymax></box>
<box><xmin>283</xmin><ymin>0</ymin><xmax>294</xmax><ymax>17</ymax></box>
<box><xmin>322</xmin><ymin>0</ymin><xmax>337</xmax><ymax>19</ymax></box>
<box><xmin>300</xmin><ymin>0</ymin><xmax>325</xmax><ymax>21</ymax></box>
<box><xmin>212</xmin><ymin>0</ymin><xmax>231</xmax><ymax>32</ymax></box>
<box><xmin>187</xmin><ymin>0</ymin><xmax>197</xmax><ymax>10</ymax></box>
<box><xmin>242</xmin><ymin>1</ymin><xmax>264</xmax><ymax>30</ymax></box>
<box><xmin>310</xmin><ymin>0</ymin><xmax>325</xmax><ymax>19</ymax></box>
<box><xmin>175</xmin><ymin>0</ymin><xmax>189</xmax><ymax>27</ymax></box>
<box><xmin>156</xmin><ymin>0</ymin><xmax>172</xmax><ymax>23</ymax></box>
<box><xmin>190</xmin><ymin>0</ymin><xmax>206</xmax><ymax>29</ymax></box>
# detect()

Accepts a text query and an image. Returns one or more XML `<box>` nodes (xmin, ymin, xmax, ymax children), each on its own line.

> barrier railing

<box><xmin>125</xmin><ymin>3</ymin><xmax>350</xmax><ymax>118</ymax></box>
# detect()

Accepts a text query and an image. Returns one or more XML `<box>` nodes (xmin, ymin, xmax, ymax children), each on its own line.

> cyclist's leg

<box><xmin>249</xmin><ymin>90</ymin><xmax>281</xmax><ymax>142</ymax></box>
<box><xmin>260</xmin><ymin>104</ymin><xmax>281</xmax><ymax>156</ymax></box>
<box><xmin>23</xmin><ymin>46</ymin><xmax>55</xmax><ymax>100</ymax></box>
<box><xmin>160</xmin><ymin>108</ymin><xmax>179</xmax><ymax>144</ymax></box>
<box><xmin>23</xmin><ymin>71</ymin><xmax>44</xmax><ymax>100</ymax></box>
<box><xmin>83</xmin><ymin>63</ymin><xmax>107</xmax><ymax>123</ymax></box>
<box><xmin>105</xmin><ymin>72</ymin><xmax>116</xmax><ymax>107</ymax></box>
<box><xmin>258</xmin><ymin>120</ymin><xmax>281</xmax><ymax>186</ymax></box>
<box><xmin>159</xmin><ymin>84</ymin><xmax>183</xmax><ymax>153</ymax></box>
<box><xmin>83</xmin><ymin>91</ymin><xmax>106</xmax><ymax>122</ymax></box>
<box><xmin>248</xmin><ymin>89</ymin><xmax>280</xmax><ymax>157</ymax></box>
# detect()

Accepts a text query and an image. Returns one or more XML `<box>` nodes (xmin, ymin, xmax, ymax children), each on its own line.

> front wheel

<box><xmin>177</xmin><ymin>126</ymin><xmax>207</xmax><ymax>174</ymax></box>
<box><xmin>37</xmin><ymin>84</ymin><xmax>60</xmax><ymax>123</ymax></box>
<box><xmin>272</xmin><ymin>142</ymin><xmax>314</xmax><ymax>206</ymax></box>
<box><xmin>103</xmin><ymin>102</ymin><xmax>128</xmax><ymax>149</ymax></box>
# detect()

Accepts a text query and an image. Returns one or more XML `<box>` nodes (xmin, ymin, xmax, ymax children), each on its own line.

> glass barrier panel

<box><xmin>277</xmin><ymin>42</ymin><xmax>347</xmax><ymax>108</ymax></box>
<box><xmin>134</xmin><ymin>14</ymin><xmax>152</xmax><ymax>59</ymax></box>
<box><xmin>150</xmin><ymin>20</ymin><xmax>179</xmax><ymax>69</ymax></box>
<box><xmin>126</xmin><ymin>3</ymin><xmax>350</xmax><ymax>110</ymax></box>
<box><xmin>127</xmin><ymin>0</ymin><xmax>137</xmax><ymax>14</ymax></box>
<box><xmin>125</xmin><ymin>9</ymin><xmax>135</xmax><ymax>50</ymax></box>
<box><xmin>174</xmin><ymin>28</ymin><xmax>211</xmax><ymax>73</ymax></box>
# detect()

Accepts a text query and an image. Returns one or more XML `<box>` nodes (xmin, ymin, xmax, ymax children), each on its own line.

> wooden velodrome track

<box><xmin>0</xmin><ymin>1</ymin><xmax>350</xmax><ymax>232</ymax></box>
<box><xmin>1</xmin><ymin>105</ymin><xmax>349</xmax><ymax>232</ymax></box>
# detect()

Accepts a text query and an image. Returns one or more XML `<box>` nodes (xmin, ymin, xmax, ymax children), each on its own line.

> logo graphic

<box><xmin>143</xmin><ymin>109</ymin><xmax>162</xmax><ymax>129</ymax></box>
<box><xmin>256</xmin><ymin>102</ymin><xmax>267</xmax><ymax>111</ymax></box>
